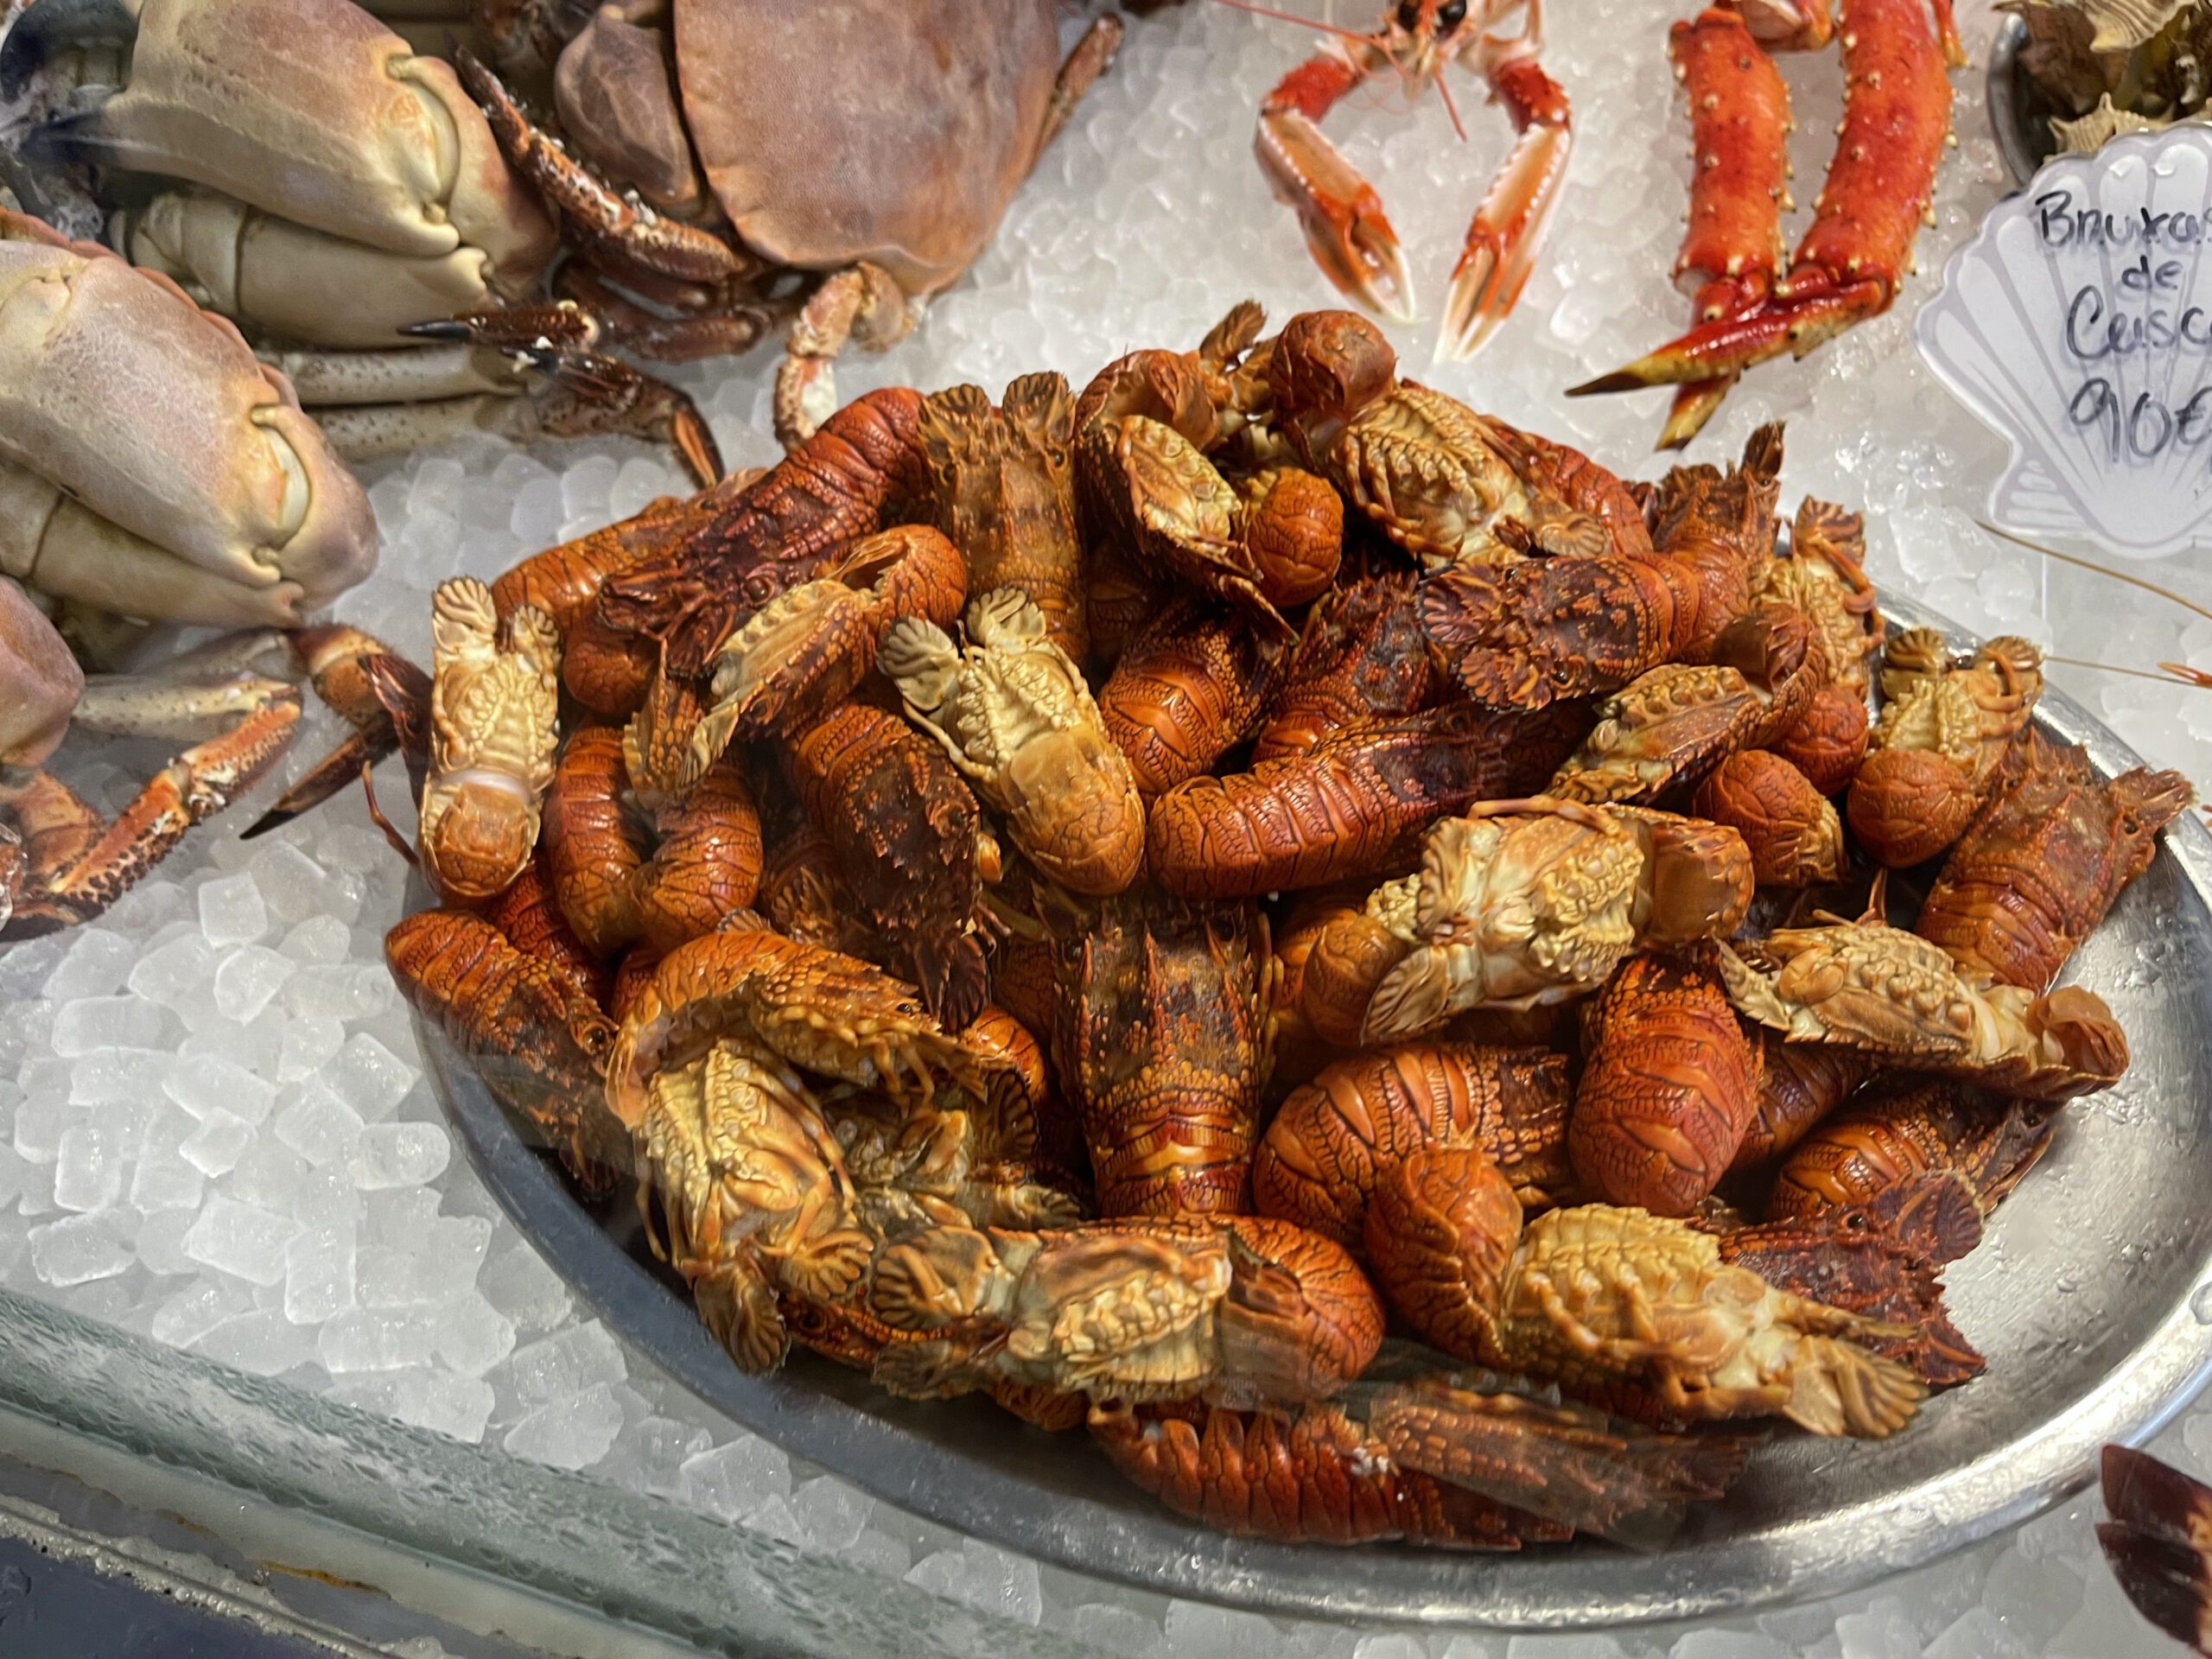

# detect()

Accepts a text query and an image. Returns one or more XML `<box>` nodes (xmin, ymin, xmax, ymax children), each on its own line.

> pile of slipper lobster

<box><xmin>366</xmin><ymin>303</ymin><xmax>2188</xmax><ymax>1551</ymax></box>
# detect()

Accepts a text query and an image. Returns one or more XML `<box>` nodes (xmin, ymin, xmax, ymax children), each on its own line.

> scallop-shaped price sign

<box><xmin>1917</xmin><ymin>125</ymin><xmax>2212</xmax><ymax>559</ymax></box>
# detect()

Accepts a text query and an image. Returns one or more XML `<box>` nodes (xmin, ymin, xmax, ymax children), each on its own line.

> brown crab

<box><xmin>1045</xmin><ymin>887</ymin><xmax>1274</xmax><ymax>1219</ymax></box>
<box><xmin>1916</xmin><ymin>729</ymin><xmax>2191</xmax><ymax>992</ymax></box>
<box><xmin>455</xmin><ymin>2</ymin><xmax>1123</xmax><ymax>447</ymax></box>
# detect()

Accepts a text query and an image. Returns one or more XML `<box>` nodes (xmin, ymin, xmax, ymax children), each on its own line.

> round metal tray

<box><xmin>416</xmin><ymin>590</ymin><xmax>2212</xmax><ymax>1628</ymax></box>
<box><xmin>1987</xmin><ymin>14</ymin><xmax>2045</xmax><ymax>191</ymax></box>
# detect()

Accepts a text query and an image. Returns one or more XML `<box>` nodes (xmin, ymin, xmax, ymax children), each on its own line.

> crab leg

<box><xmin>1</xmin><ymin>695</ymin><xmax>300</xmax><ymax>938</ymax></box>
<box><xmin>1258</xmin><ymin>45</ymin><xmax>1418</xmax><ymax>324</ymax></box>
<box><xmin>1572</xmin><ymin>0</ymin><xmax>1953</xmax><ymax>399</ymax></box>
<box><xmin>1437</xmin><ymin>14</ymin><xmax>1573</xmax><ymax>361</ymax></box>
<box><xmin>1655</xmin><ymin>8</ymin><xmax>1792</xmax><ymax>448</ymax></box>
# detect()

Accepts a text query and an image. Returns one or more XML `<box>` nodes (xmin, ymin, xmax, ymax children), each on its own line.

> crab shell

<box><xmin>0</xmin><ymin>213</ymin><xmax>376</xmax><ymax>626</ymax></box>
<box><xmin>563</xmin><ymin>0</ymin><xmax>1064</xmax><ymax>295</ymax></box>
<box><xmin>0</xmin><ymin>580</ymin><xmax>82</xmax><ymax>766</ymax></box>
<box><xmin>12</xmin><ymin>0</ymin><xmax>556</xmax><ymax>348</ymax></box>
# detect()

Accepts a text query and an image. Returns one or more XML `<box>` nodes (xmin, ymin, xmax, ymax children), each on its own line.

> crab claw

<box><xmin>1437</xmin><ymin>54</ymin><xmax>1573</xmax><ymax>363</ymax></box>
<box><xmin>1258</xmin><ymin>65</ymin><xmax>1416</xmax><ymax>324</ymax></box>
<box><xmin>2099</xmin><ymin>1445</ymin><xmax>2212</xmax><ymax>1655</ymax></box>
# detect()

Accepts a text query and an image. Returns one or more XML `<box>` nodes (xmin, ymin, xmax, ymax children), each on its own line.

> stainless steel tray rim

<box><xmin>419</xmin><ymin>590</ymin><xmax>2212</xmax><ymax>1628</ymax></box>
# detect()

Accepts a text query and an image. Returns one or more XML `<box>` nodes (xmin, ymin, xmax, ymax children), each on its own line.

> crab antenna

<box><xmin>1433</xmin><ymin>65</ymin><xmax>1471</xmax><ymax>141</ymax></box>
<box><xmin>1975</xmin><ymin>520</ymin><xmax>2212</xmax><ymax>628</ymax></box>
<box><xmin>1213</xmin><ymin>0</ymin><xmax>1375</xmax><ymax>46</ymax></box>
<box><xmin>2043</xmin><ymin>655</ymin><xmax>2212</xmax><ymax>690</ymax></box>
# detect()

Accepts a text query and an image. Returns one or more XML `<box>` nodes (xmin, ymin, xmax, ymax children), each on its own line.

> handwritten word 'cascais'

<box><xmin>2064</xmin><ymin>280</ymin><xmax>2212</xmax><ymax>361</ymax></box>
<box><xmin>2037</xmin><ymin>189</ymin><xmax>2212</xmax><ymax>250</ymax></box>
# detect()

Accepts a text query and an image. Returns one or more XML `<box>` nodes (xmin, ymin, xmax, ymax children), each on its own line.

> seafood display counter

<box><xmin>5</xmin><ymin>0</ymin><xmax>2212</xmax><ymax>1655</ymax></box>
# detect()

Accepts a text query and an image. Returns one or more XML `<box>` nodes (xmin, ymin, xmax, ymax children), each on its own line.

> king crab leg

<box><xmin>1570</xmin><ymin>0</ymin><xmax>1957</xmax><ymax>432</ymax></box>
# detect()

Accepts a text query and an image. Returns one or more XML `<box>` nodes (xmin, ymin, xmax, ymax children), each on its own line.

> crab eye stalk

<box><xmin>1439</xmin><ymin>0</ymin><xmax>1468</xmax><ymax>26</ymax></box>
<box><xmin>1395</xmin><ymin>0</ymin><xmax>1423</xmax><ymax>29</ymax></box>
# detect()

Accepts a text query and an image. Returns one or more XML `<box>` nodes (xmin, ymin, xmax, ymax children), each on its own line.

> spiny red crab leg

<box><xmin>1253</xmin><ymin>0</ymin><xmax>1571</xmax><ymax>359</ymax></box>
<box><xmin>1570</xmin><ymin>0</ymin><xmax>1959</xmax><ymax>434</ymax></box>
<box><xmin>1656</xmin><ymin>6</ymin><xmax>1793</xmax><ymax>448</ymax></box>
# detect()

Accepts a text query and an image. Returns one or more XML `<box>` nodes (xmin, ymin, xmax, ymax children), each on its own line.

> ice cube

<box><xmin>327</xmin><ymin>1367</ymin><xmax>496</xmax><ymax>1444</ymax></box>
<box><xmin>181</xmin><ymin>1193</ymin><xmax>302</xmax><ymax>1285</ymax></box>
<box><xmin>135</xmin><ymin>1208</ymin><xmax>200</xmax><ymax>1276</ymax></box>
<box><xmin>279</xmin><ymin>914</ymin><xmax>353</xmax><ymax>967</ymax></box>
<box><xmin>213</xmin><ymin>946</ymin><xmax>296</xmax><ymax>1023</ymax></box>
<box><xmin>788</xmin><ymin>1477</ymin><xmax>873</xmax><ymax>1553</ymax></box>
<box><xmin>225</xmin><ymin>1140</ymin><xmax>310</xmax><ymax>1215</ymax></box>
<box><xmin>1165</xmin><ymin>1603</ymin><xmax>1282</xmax><ymax>1659</ymax></box>
<box><xmin>0</xmin><ymin>1144</ymin><xmax>27</xmax><ymax>1212</ymax></box>
<box><xmin>432</xmin><ymin>1292</ymin><xmax>516</xmax><ymax>1376</ymax></box>
<box><xmin>44</xmin><ymin>929</ymin><xmax>137</xmax><ymax>1001</ymax></box>
<box><xmin>198</xmin><ymin>872</ymin><xmax>270</xmax><ymax>947</ymax></box>
<box><xmin>128</xmin><ymin>1109</ymin><xmax>205</xmax><ymax>1211</ymax></box>
<box><xmin>251</xmin><ymin>840</ymin><xmax>361</xmax><ymax>927</ymax></box>
<box><xmin>128</xmin><ymin>934</ymin><xmax>219</xmax><ymax>1011</ymax></box>
<box><xmin>283</xmin><ymin>1215</ymin><xmax>356</xmax><ymax>1325</ymax></box>
<box><xmin>276</xmin><ymin>1016</ymin><xmax>346</xmax><ymax>1084</ymax></box>
<box><xmin>1352</xmin><ymin>1639</ymin><xmax>1427</xmax><ymax>1659</ymax></box>
<box><xmin>27</xmin><ymin>1211</ymin><xmax>134</xmax><ymax>1286</ymax></box>
<box><xmin>1069</xmin><ymin>1605</ymin><xmax>1169</xmax><ymax>1659</ymax></box>
<box><xmin>1923</xmin><ymin>1609</ymin><xmax>2033</xmax><ymax>1659</ymax></box>
<box><xmin>283</xmin><ymin>965</ymin><xmax>393</xmax><ymax>1022</ymax></box>
<box><xmin>477</xmin><ymin>1243</ymin><xmax>569</xmax><ymax>1333</ymax></box>
<box><xmin>178</xmin><ymin>1109</ymin><xmax>257</xmax><ymax>1177</ymax></box>
<box><xmin>679</xmin><ymin>1434</ymin><xmax>791</xmax><ymax>1523</ymax></box>
<box><xmin>68</xmin><ymin>1046</ymin><xmax>171</xmax><ymax>1106</ymax></box>
<box><xmin>319</xmin><ymin>1305</ymin><xmax>442</xmax><ymax>1372</ymax></box>
<box><xmin>363</xmin><ymin>1185</ymin><xmax>442</xmax><ymax>1246</ymax></box>
<box><xmin>195</xmin><ymin>1310</ymin><xmax>316</xmax><ymax>1376</ymax></box>
<box><xmin>903</xmin><ymin>1541</ymin><xmax>1042</xmax><ymax>1626</ymax></box>
<box><xmin>349</xmin><ymin>1122</ymin><xmax>449</xmax><ymax>1189</ymax></box>
<box><xmin>502</xmin><ymin>1381</ymin><xmax>625</xmax><ymax>1470</ymax></box>
<box><xmin>274</xmin><ymin>1081</ymin><xmax>364</xmax><ymax>1168</ymax></box>
<box><xmin>12</xmin><ymin>1085</ymin><xmax>71</xmax><ymax>1164</ymax></box>
<box><xmin>610</xmin><ymin>1417</ymin><xmax>713</xmax><ymax>1501</ymax></box>
<box><xmin>52</xmin><ymin>996</ymin><xmax>164</xmax><ymax>1058</ymax></box>
<box><xmin>358</xmin><ymin>1217</ymin><xmax>492</xmax><ymax>1306</ymax></box>
<box><xmin>163</xmin><ymin>1052</ymin><xmax>276</xmax><ymax>1125</ymax></box>
<box><xmin>321</xmin><ymin>1033</ymin><xmax>418</xmax><ymax>1123</ymax></box>
<box><xmin>1836</xmin><ymin>1599</ymin><xmax>1923</xmax><ymax>1659</ymax></box>
<box><xmin>1671</xmin><ymin>1637</ymin><xmax>1793</xmax><ymax>1659</ymax></box>
<box><xmin>149</xmin><ymin>1279</ymin><xmax>252</xmax><ymax>1348</ymax></box>
<box><xmin>52</xmin><ymin>1118</ymin><xmax>130</xmax><ymax>1211</ymax></box>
